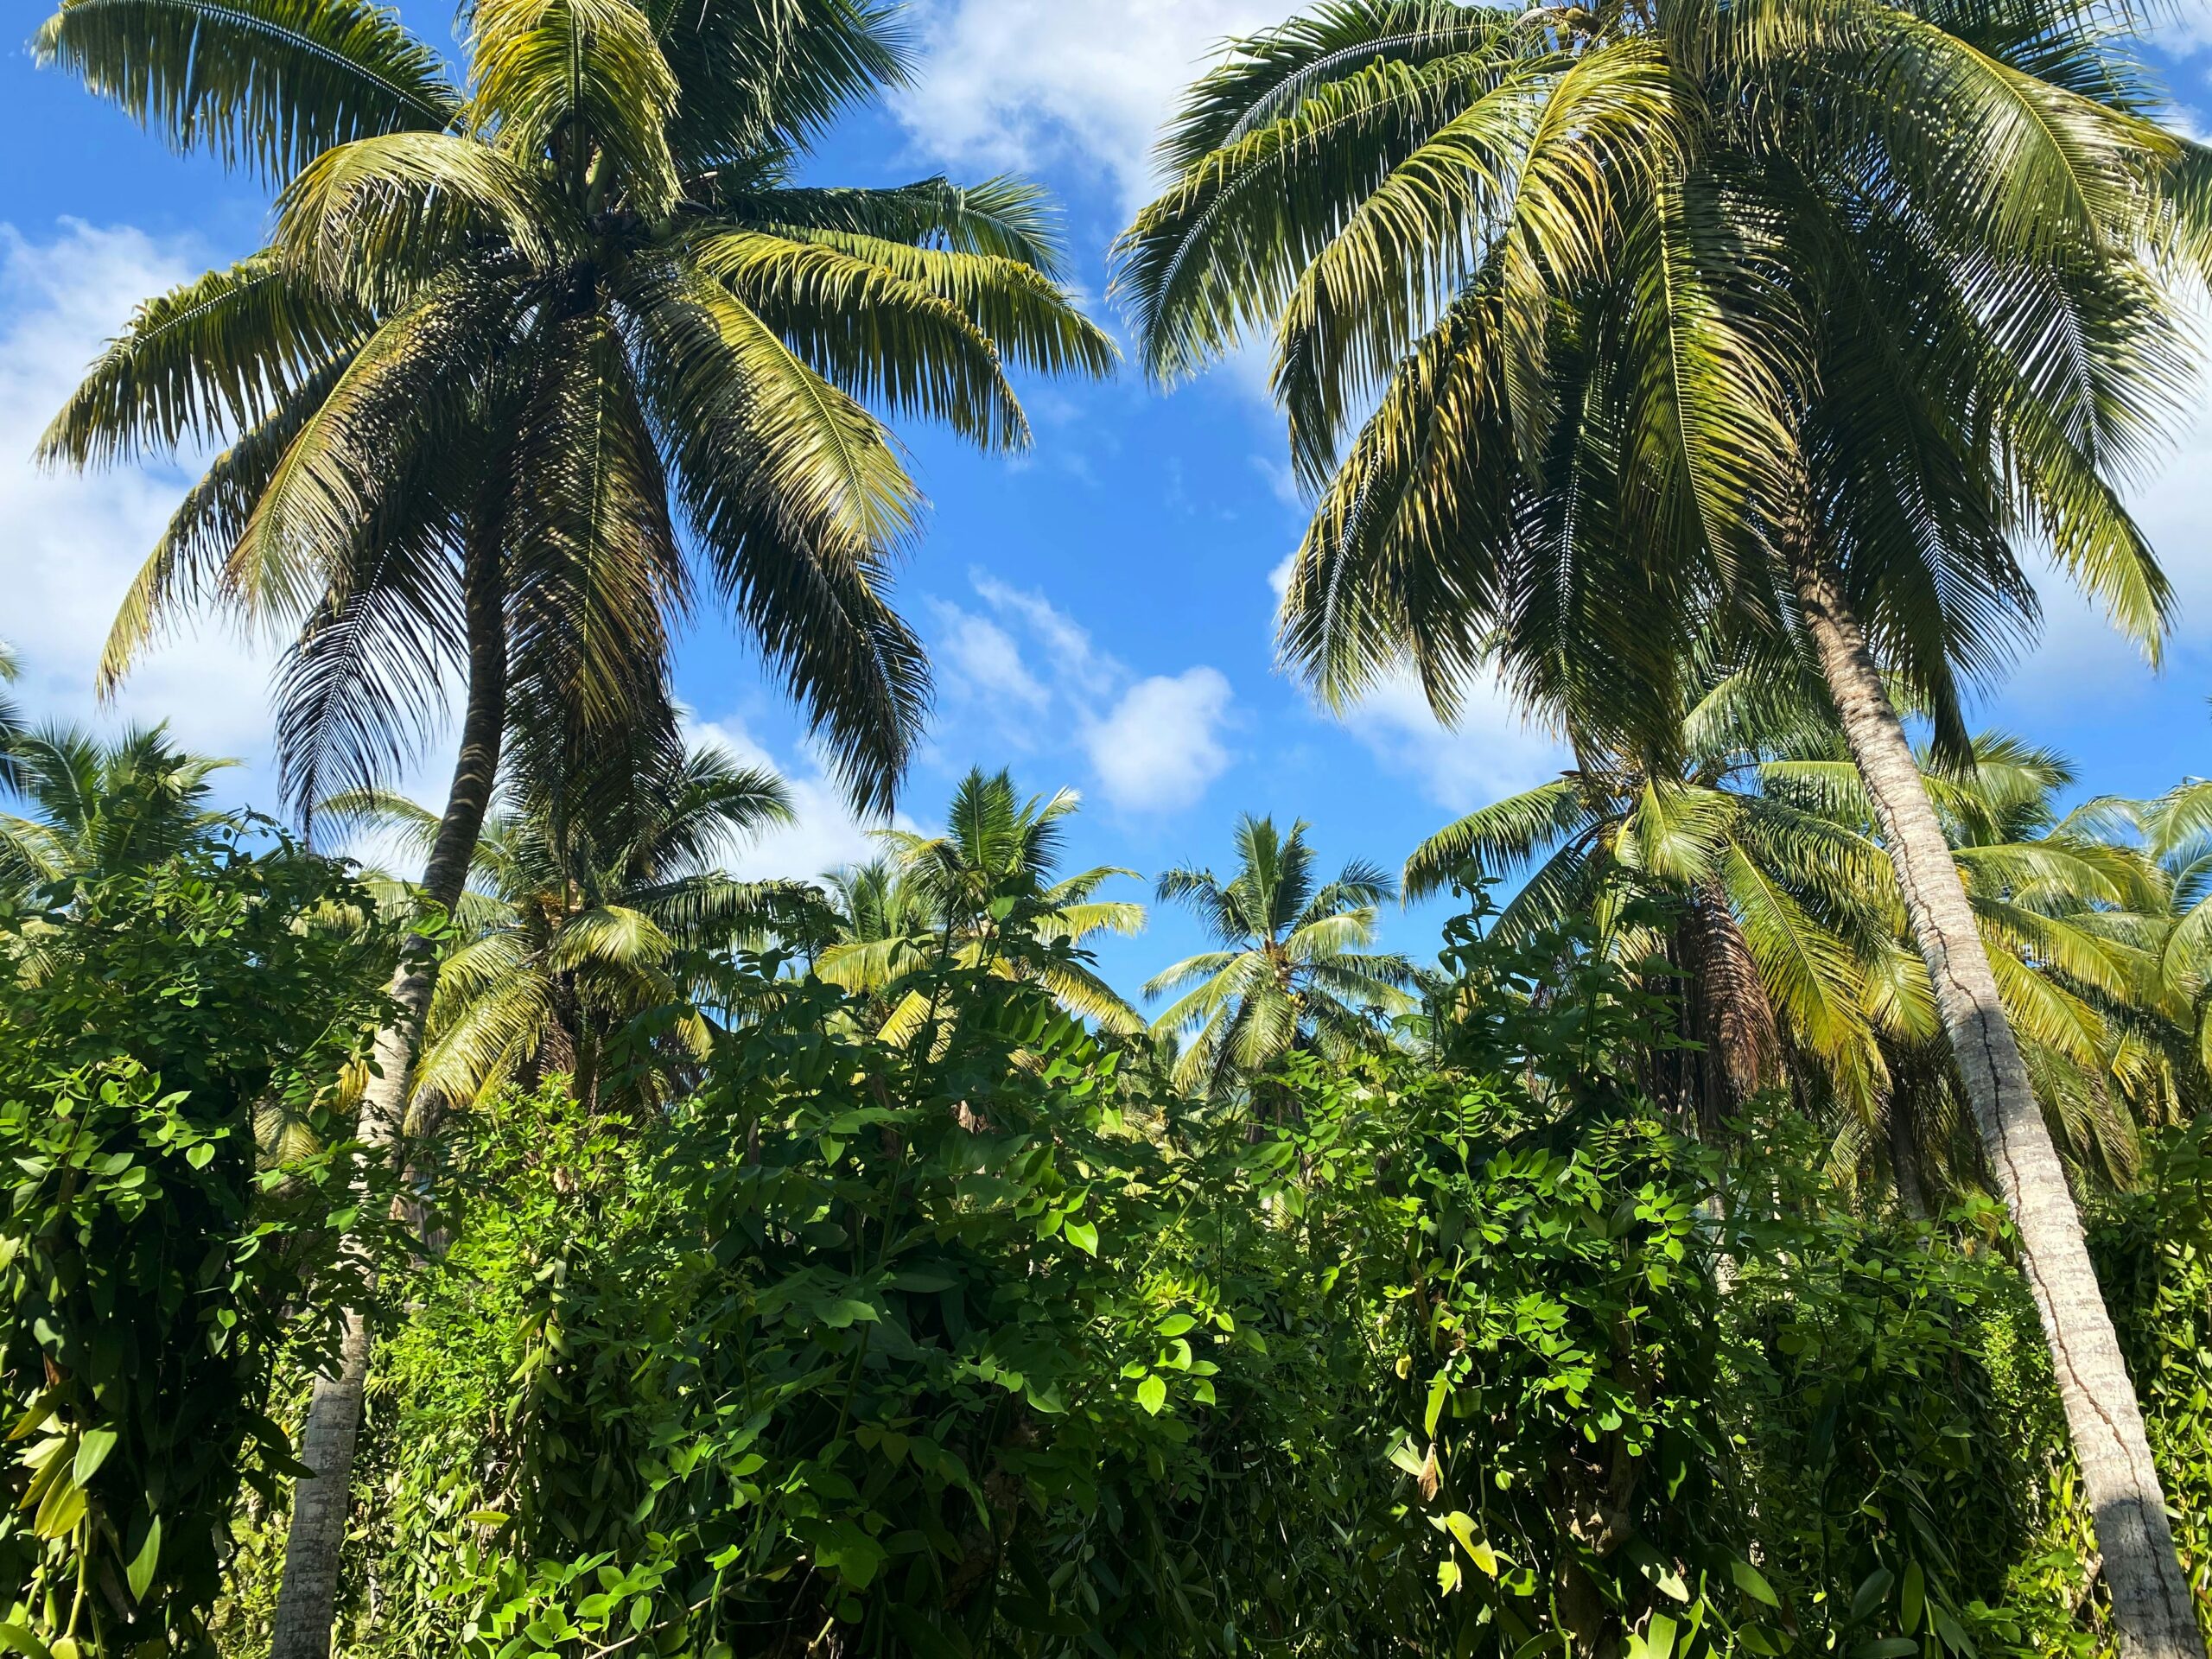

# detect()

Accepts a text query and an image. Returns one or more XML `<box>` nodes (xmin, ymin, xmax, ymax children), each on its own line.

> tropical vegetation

<box><xmin>4</xmin><ymin>0</ymin><xmax>2212</xmax><ymax>1655</ymax></box>
<box><xmin>1121</xmin><ymin>0</ymin><xmax>2212</xmax><ymax>1646</ymax></box>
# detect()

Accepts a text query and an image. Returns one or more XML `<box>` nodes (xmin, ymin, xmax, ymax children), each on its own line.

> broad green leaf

<box><xmin>71</xmin><ymin>1427</ymin><xmax>118</xmax><ymax>1489</ymax></box>
<box><xmin>1731</xmin><ymin>1560</ymin><xmax>1780</xmax><ymax>1608</ymax></box>
<box><xmin>126</xmin><ymin>1516</ymin><xmax>162</xmax><ymax>1601</ymax></box>
<box><xmin>1900</xmin><ymin>1562</ymin><xmax>1926</xmax><ymax>1634</ymax></box>
<box><xmin>1135</xmin><ymin>1375</ymin><xmax>1167</xmax><ymax>1415</ymax></box>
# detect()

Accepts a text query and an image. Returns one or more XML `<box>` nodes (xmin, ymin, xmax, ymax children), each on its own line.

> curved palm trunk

<box><xmin>270</xmin><ymin>537</ymin><xmax>506</xmax><ymax>1659</ymax></box>
<box><xmin>1790</xmin><ymin>550</ymin><xmax>2202</xmax><ymax>1658</ymax></box>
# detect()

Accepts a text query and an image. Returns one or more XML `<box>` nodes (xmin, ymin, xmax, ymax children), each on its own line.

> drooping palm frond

<box><xmin>33</xmin><ymin>0</ymin><xmax>461</xmax><ymax>183</ymax></box>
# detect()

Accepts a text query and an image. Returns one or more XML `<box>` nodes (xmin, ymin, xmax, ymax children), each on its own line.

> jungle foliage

<box><xmin>10</xmin><ymin>838</ymin><xmax>2177</xmax><ymax>1659</ymax></box>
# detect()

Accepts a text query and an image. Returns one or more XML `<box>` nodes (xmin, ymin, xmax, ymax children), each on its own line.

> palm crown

<box><xmin>39</xmin><ymin>0</ymin><xmax>1117</xmax><ymax>814</ymax></box>
<box><xmin>326</xmin><ymin>740</ymin><xmax>800</xmax><ymax>1112</ymax></box>
<box><xmin>1117</xmin><ymin>0</ymin><xmax>2202</xmax><ymax>755</ymax></box>
<box><xmin>1147</xmin><ymin>813</ymin><xmax>1419</xmax><ymax>1094</ymax></box>
<box><xmin>816</xmin><ymin>766</ymin><xmax>1147</xmax><ymax>1035</ymax></box>
<box><xmin>1414</xmin><ymin>690</ymin><xmax>2174</xmax><ymax>1192</ymax></box>
<box><xmin>0</xmin><ymin>724</ymin><xmax>238</xmax><ymax>897</ymax></box>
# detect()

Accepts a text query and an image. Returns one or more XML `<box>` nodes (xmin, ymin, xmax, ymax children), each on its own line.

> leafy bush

<box><xmin>226</xmin><ymin>893</ymin><xmax>2208</xmax><ymax>1658</ymax></box>
<box><xmin>0</xmin><ymin>834</ymin><xmax>392</xmax><ymax>1656</ymax></box>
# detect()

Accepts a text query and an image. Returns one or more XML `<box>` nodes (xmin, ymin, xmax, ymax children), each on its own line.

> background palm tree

<box><xmin>36</xmin><ymin>1</ymin><xmax>1116</xmax><ymax>1649</ymax></box>
<box><xmin>0</xmin><ymin>645</ymin><xmax>22</xmax><ymax>782</ymax></box>
<box><xmin>329</xmin><ymin>743</ymin><xmax>798</xmax><ymax>1116</ymax></box>
<box><xmin>816</xmin><ymin>767</ymin><xmax>1147</xmax><ymax>1038</ymax></box>
<box><xmin>1120</xmin><ymin>3</ymin><xmax>2209</xmax><ymax>1639</ymax></box>
<box><xmin>1147</xmin><ymin>814</ymin><xmax>1419</xmax><ymax>1096</ymax></box>
<box><xmin>0</xmin><ymin>724</ymin><xmax>238</xmax><ymax>899</ymax></box>
<box><xmin>1417</xmin><ymin>694</ymin><xmax>2180</xmax><ymax>1211</ymax></box>
<box><xmin>2137</xmin><ymin>777</ymin><xmax>2212</xmax><ymax>1078</ymax></box>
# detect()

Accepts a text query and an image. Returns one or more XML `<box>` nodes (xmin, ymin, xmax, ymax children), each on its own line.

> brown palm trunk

<box><xmin>1885</xmin><ymin>1084</ymin><xmax>1931</xmax><ymax>1223</ymax></box>
<box><xmin>1790</xmin><ymin>548</ymin><xmax>2202</xmax><ymax>1658</ymax></box>
<box><xmin>269</xmin><ymin>534</ymin><xmax>505</xmax><ymax>1659</ymax></box>
<box><xmin>1684</xmin><ymin>880</ymin><xmax>1780</xmax><ymax>1139</ymax></box>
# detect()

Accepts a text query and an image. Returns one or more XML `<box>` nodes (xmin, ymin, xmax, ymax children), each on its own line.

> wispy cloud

<box><xmin>0</xmin><ymin>220</ymin><xmax>285</xmax><ymax>778</ymax></box>
<box><xmin>893</xmin><ymin>0</ymin><xmax>1281</xmax><ymax>209</ymax></box>
<box><xmin>930</xmin><ymin>567</ymin><xmax>1239</xmax><ymax>814</ymax></box>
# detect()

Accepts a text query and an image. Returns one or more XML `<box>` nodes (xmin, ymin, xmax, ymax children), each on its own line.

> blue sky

<box><xmin>3</xmin><ymin>0</ymin><xmax>2212</xmax><ymax>1001</ymax></box>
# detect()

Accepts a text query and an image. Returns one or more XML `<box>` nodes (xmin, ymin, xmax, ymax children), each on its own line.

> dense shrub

<box><xmin>0</xmin><ymin>835</ymin><xmax>392</xmax><ymax>1656</ymax></box>
<box><xmin>264</xmin><ymin>900</ymin><xmax>2210</xmax><ymax>1658</ymax></box>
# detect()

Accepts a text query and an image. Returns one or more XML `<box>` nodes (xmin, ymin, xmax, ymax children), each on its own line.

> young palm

<box><xmin>0</xmin><ymin>723</ymin><xmax>238</xmax><ymax>899</ymax></box>
<box><xmin>1421</xmin><ymin>692</ymin><xmax>2175</xmax><ymax>1202</ymax></box>
<box><xmin>37</xmin><ymin>1</ymin><xmax>1113</xmax><ymax>1648</ymax></box>
<box><xmin>1147</xmin><ymin>814</ymin><xmax>1419</xmax><ymax>1096</ymax></box>
<box><xmin>2137</xmin><ymin>779</ymin><xmax>2212</xmax><ymax>1076</ymax></box>
<box><xmin>1767</xmin><ymin>736</ymin><xmax>2180</xmax><ymax>1197</ymax></box>
<box><xmin>816</xmin><ymin>767</ymin><xmax>1147</xmax><ymax>1036</ymax></box>
<box><xmin>0</xmin><ymin>645</ymin><xmax>22</xmax><ymax>779</ymax></box>
<box><xmin>328</xmin><ymin>744</ymin><xmax>798</xmax><ymax>1115</ymax></box>
<box><xmin>1407</xmin><ymin>671</ymin><xmax>1887</xmax><ymax>1135</ymax></box>
<box><xmin>1122</xmin><ymin>3</ymin><xmax>2208</xmax><ymax>1640</ymax></box>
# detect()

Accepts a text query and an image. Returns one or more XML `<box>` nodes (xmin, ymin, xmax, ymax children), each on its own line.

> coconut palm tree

<box><xmin>1407</xmin><ymin>671</ymin><xmax>1889</xmax><ymax>1136</ymax></box>
<box><xmin>1767</xmin><ymin>736</ymin><xmax>2179</xmax><ymax>1194</ymax></box>
<box><xmin>816</xmin><ymin>767</ymin><xmax>1147</xmax><ymax>1037</ymax></box>
<box><xmin>1147</xmin><ymin>814</ymin><xmax>1420</xmax><ymax>1096</ymax></box>
<box><xmin>1417</xmin><ymin>693</ymin><xmax>2176</xmax><ymax>1206</ymax></box>
<box><xmin>36</xmin><ymin>0</ymin><xmax>1115</xmax><ymax>1646</ymax></box>
<box><xmin>2138</xmin><ymin>778</ymin><xmax>2212</xmax><ymax>1077</ymax></box>
<box><xmin>1120</xmin><ymin>3</ymin><xmax>2208</xmax><ymax>1639</ymax></box>
<box><xmin>0</xmin><ymin>645</ymin><xmax>22</xmax><ymax>778</ymax></box>
<box><xmin>0</xmin><ymin>723</ymin><xmax>238</xmax><ymax>899</ymax></box>
<box><xmin>327</xmin><ymin>743</ymin><xmax>800</xmax><ymax>1116</ymax></box>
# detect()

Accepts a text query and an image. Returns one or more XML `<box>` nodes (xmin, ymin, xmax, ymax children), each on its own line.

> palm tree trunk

<box><xmin>1885</xmin><ymin>1086</ymin><xmax>1930</xmax><ymax>1223</ymax></box>
<box><xmin>269</xmin><ymin>534</ymin><xmax>506</xmax><ymax>1659</ymax></box>
<box><xmin>1789</xmin><ymin>548</ymin><xmax>2202</xmax><ymax>1659</ymax></box>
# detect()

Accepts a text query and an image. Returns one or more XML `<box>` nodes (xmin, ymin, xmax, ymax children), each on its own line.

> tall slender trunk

<box><xmin>269</xmin><ymin>535</ymin><xmax>506</xmax><ymax>1659</ymax></box>
<box><xmin>1789</xmin><ymin>548</ymin><xmax>2202</xmax><ymax>1659</ymax></box>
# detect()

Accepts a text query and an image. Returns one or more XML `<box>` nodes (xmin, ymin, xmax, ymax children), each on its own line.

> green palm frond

<box><xmin>35</xmin><ymin>0</ymin><xmax>460</xmax><ymax>181</ymax></box>
<box><xmin>688</xmin><ymin>229</ymin><xmax>1032</xmax><ymax>448</ymax></box>
<box><xmin>38</xmin><ymin>254</ymin><xmax>369</xmax><ymax>466</ymax></box>
<box><xmin>741</xmin><ymin>175</ymin><xmax>1072</xmax><ymax>275</ymax></box>
<box><xmin>1404</xmin><ymin>778</ymin><xmax>1592</xmax><ymax>898</ymax></box>
<box><xmin>465</xmin><ymin>0</ymin><xmax>680</xmax><ymax>217</ymax></box>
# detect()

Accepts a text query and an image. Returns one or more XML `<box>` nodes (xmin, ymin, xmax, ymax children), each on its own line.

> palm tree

<box><xmin>1121</xmin><ymin>4</ymin><xmax>2207</xmax><ymax>1641</ymax></box>
<box><xmin>2138</xmin><ymin>779</ymin><xmax>2212</xmax><ymax>1080</ymax></box>
<box><xmin>815</xmin><ymin>767</ymin><xmax>1147</xmax><ymax>1038</ymax></box>
<box><xmin>1414</xmin><ymin>696</ymin><xmax>2174</xmax><ymax>1208</ymax></box>
<box><xmin>36</xmin><ymin>1</ymin><xmax>1115</xmax><ymax>1648</ymax></box>
<box><xmin>0</xmin><ymin>644</ymin><xmax>22</xmax><ymax>777</ymax></box>
<box><xmin>1147</xmin><ymin>814</ymin><xmax>1419</xmax><ymax>1096</ymax></box>
<box><xmin>328</xmin><ymin>743</ymin><xmax>799</xmax><ymax>1116</ymax></box>
<box><xmin>1767</xmin><ymin>736</ymin><xmax>2181</xmax><ymax>1200</ymax></box>
<box><xmin>0</xmin><ymin>723</ymin><xmax>238</xmax><ymax>899</ymax></box>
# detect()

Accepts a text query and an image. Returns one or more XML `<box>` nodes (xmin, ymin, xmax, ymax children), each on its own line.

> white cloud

<box><xmin>1338</xmin><ymin>670</ymin><xmax>1568</xmax><ymax>814</ymax></box>
<box><xmin>0</xmin><ymin>221</ymin><xmax>283</xmax><ymax>778</ymax></box>
<box><xmin>1996</xmin><ymin>396</ymin><xmax>2212</xmax><ymax>715</ymax></box>
<box><xmin>967</xmin><ymin>568</ymin><xmax>1116</xmax><ymax>697</ymax></box>
<box><xmin>928</xmin><ymin>600</ymin><xmax>1051</xmax><ymax>717</ymax></box>
<box><xmin>894</xmin><ymin>0</ymin><xmax>1281</xmax><ymax>207</ymax></box>
<box><xmin>932</xmin><ymin>568</ymin><xmax>1239</xmax><ymax>813</ymax></box>
<box><xmin>1084</xmin><ymin>666</ymin><xmax>1236</xmax><ymax>814</ymax></box>
<box><xmin>685</xmin><ymin>715</ymin><xmax>906</xmax><ymax>880</ymax></box>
